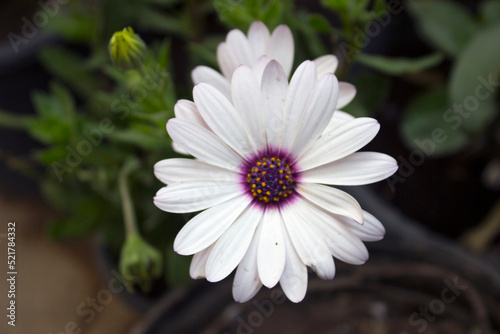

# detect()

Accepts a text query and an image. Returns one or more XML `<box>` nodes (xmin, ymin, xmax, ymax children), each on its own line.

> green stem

<box><xmin>118</xmin><ymin>165</ymin><xmax>138</xmax><ymax>236</ymax></box>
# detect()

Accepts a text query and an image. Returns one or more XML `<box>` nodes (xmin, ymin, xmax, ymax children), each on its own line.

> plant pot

<box><xmin>128</xmin><ymin>186</ymin><xmax>500</xmax><ymax>334</ymax></box>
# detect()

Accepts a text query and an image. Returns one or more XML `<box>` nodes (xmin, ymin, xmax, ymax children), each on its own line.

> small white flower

<box><xmin>191</xmin><ymin>21</ymin><xmax>356</xmax><ymax>108</ymax></box>
<box><xmin>155</xmin><ymin>60</ymin><xmax>397</xmax><ymax>303</ymax></box>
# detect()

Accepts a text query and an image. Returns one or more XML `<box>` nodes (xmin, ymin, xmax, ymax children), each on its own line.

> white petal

<box><xmin>233</xmin><ymin>222</ymin><xmax>263</xmax><ymax>303</ymax></box>
<box><xmin>300</xmin><ymin>152</ymin><xmax>398</xmax><ymax>185</ymax></box>
<box><xmin>280</xmin><ymin>60</ymin><xmax>317</xmax><ymax>154</ymax></box>
<box><xmin>231</xmin><ymin>65</ymin><xmax>267</xmax><ymax>151</ymax></box>
<box><xmin>297</xmin><ymin>117</ymin><xmax>380</xmax><ymax>171</ymax></box>
<box><xmin>154</xmin><ymin>158</ymin><xmax>240</xmax><ymax>184</ymax></box>
<box><xmin>314</xmin><ymin>54</ymin><xmax>338</xmax><ymax>78</ymax></box>
<box><xmin>290</xmin><ymin>73</ymin><xmax>339</xmax><ymax>158</ymax></box>
<box><xmin>248</xmin><ymin>21</ymin><xmax>271</xmax><ymax>59</ymax></box>
<box><xmin>268</xmin><ymin>24</ymin><xmax>294</xmax><ymax>77</ymax></box>
<box><xmin>194</xmin><ymin>83</ymin><xmax>255</xmax><ymax>158</ymax></box>
<box><xmin>296</xmin><ymin>183</ymin><xmax>364</xmax><ymax>223</ymax></box>
<box><xmin>321</xmin><ymin>110</ymin><xmax>355</xmax><ymax>135</ymax></box>
<box><xmin>280</xmin><ymin>201</ymin><xmax>335</xmax><ymax>280</ymax></box>
<box><xmin>167</xmin><ymin>118</ymin><xmax>242</xmax><ymax>171</ymax></box>
<box><xmin>174</xmin><ymin>99</ymin><xmax>208</xmax><ymax>128</ymax></box>
<box><xmin>226</xmin><ymin>29</ymin><xmax>254</xmax><ymax>67</ymax></box>
<box><xmin>217</xmin><ymin>42</ymin><xmax>239</xmax><ymax>80</ymax></box>
<box><xmin>261</xmin><ymin>60</ymin><xmax>288</xmax><ymax>149</ymax></box>
<box><xmin>257</xmin><ymin>207</ymin><xmax>286</xmax><ymax>288</ymax></box>
<box><xmin>189</xmin><ymin>244</ymin><xmax>214</xmax><ymax>279</ymax></box>
<box><xmin>154</xmin><ymin>181</ymin><xmax>244</xmax><ymax>214</ymax></box>
<box><xmin>279</xmin><ymin>228</ymin><xmax>308</xmax><ymax>303</ymax></box>
<box><xmin>191</xmin><ymin>66</ymin><xmax>231</xmax><ymax>101</ymax></box>
<box><xmin>172</xmin><ymin>142</ymin><xmax>189</xmax><ymax>155</ymax></box>
<box><xmin>251</xmin><ymin>55</ymin><xmax>272</xmax><ymax>87</ymax></box>
<box><xmin>337</xmin><ymin>210</ymin><xmax>386</xmax><ymax>242</ymax></box>
<box><xmin>337</xmin><ymin>82</ymin><xmax>357</xmax><ymax>109</ymax></box>
<box><xmin>206</xmin><ymin>203</ymin><xmax>263</xmax><ymax>282</ymax></box>
<box><xmin>300</xmin><ymin>200</ymin><xmax>369</xmax><ymax>265</ymax></box>
<box><xmin>173</xmin><ymin>195</ymin><xmax>252</xmax><ymax>255</ymax></box>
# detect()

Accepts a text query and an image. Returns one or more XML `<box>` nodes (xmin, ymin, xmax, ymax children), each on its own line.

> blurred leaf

<box><xmin>50</xmin><ymin>82</ymin><xmax>77</xmax><ymax>120</ymax></box>
<box><xmin>348</xmin><ymin>0</ymin><xmax>371</xmax><ymax>21</ymax></box>
<box><xmin>0</xmin><ymin>110</ymin><xmax>30</xmax><ymax>129</ymax></box>
<box><xmin>214</xmin><ymin>0</ymin><xmax>288</xmax><ymax>31</ymax></box>
<box><xmin>308</xmin><ymin>14</ymin><xmax>331</xmax><ymax>33</ymax></box>
<box><xmin>28</xmin><ymin>90</ymin><xmax>76</xmax><ymax>144</ymax></box>
<box><xmin>449</xmin><ymin>23</ymin><xmax>500</xmax><ymax>132</ymax></box>
<box><xmin>107</xmin><ymin>128</ymin><xmax>165</xmax><ymax>149</ymax></box>
<box><xmin>355</xmin><ymin>53</ymin><xmax>444</xmax><ymax>75</ymax></box>
<box><xmin>480</xmin><ymin>0</ymin><xmax>500</xmax><ymax>26</ymax></box>
<box><xmin>320</xmin><ymin>0</ymin><xmax>348</xmax><ymax>11</ymax></box>
<box><xmin>37</xmin><ymin>146</ymin><xmax>67</xmax><ymax>164</ymax></box>
<box><xmin>401</xmin><ymin>89</ymin><xmax>469</xmax><ymax>157</ymax></box>
<box><xmin>136</xmin><ymin>7</ymin><xmax>190</xmax><ymax>37</ymax></box>
<box><xmin>260</xmin><ymin>1</ymin><xmax>283</xmax><ymax>28</ymax></box>
<box><xmin>39</xmin><ymin>47</ymin><xmax>101</xmax><ymax>97</ymax></box>
<box><xmin>214</xmin><ymin>0</ymin><xmax>253</xmax><ymax>30</ymax></box>
<box><xmin>47</xmin><ymin>14</ymin><xmax>96</xmax><ymax>43</ymax></box>
<box><xmin>145</xmin><ymin>0</ymin><xmax>182</xmax><ymax>5</ymax></box>
<box><xmin>293</xmin><ymin>11</ymin><xmax>328</xmax><ymax>59</ymax></box>
<box><xmin>407</xmin><ymin>0</ymin><xmax>480</xmax><ymax>57</ymax></box>
<box><xmin>373</xmin><ymin>0</ymin><xmax>387</xmax><ymax>13</ymax></box>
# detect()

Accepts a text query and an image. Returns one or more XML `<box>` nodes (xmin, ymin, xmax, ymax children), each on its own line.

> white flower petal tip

<box><xmin>257</xmin><ymin>209</ymin><xmax>286</xmax><ymax>288</ymax></box>
<box><xmin>337</xmin><ymin>82</ymin><xmax>357</xmax><ymax>109</ymax></box>
<box><xmin>314</xmin><ymin>54</ymin><xmax>339</xmax><ymax>78</ymax></box>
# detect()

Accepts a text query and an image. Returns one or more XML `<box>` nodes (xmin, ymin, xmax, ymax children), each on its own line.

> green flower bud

<box><xmin>108</xmin><ymin>27</ymin><xmax>147</xmax><ymax>70</ymax></box>
<box><xmin>119</xmin><ymin>233</ymin><xmax>163</xmax><ymax>292</ymax></box>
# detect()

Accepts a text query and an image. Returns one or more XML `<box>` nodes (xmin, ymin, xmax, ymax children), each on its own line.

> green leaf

<box><xmin>355</xmin><ymin>53</ymin><xmax>444</xmax><ymax>75</ymax></box>
<box><xmin>449</xmin><ymin>23</ymin><xmax>500</xmax><ymax>133</ymax></box>
<box><xmin>37</xmin><ymin>146</ymin><xmax>67</xmax><ymax>164</ymax></box>
<box><xmin>28</xmin><ymin>89</ymin><xmax>76</xmax><ymax>144</ymax></box>
<box><xmin>107</xmin><ymin>128</ymin><xmax>165</xmax><ymax>149</ymax></box>
<box><xmin>47</xmin><ymin>15</ymin><xmax>96</xmax><ymax>43</ymax></box>
<box><xmin>401</xmin><ymin>89</ymin><xmax>469</xmax><ymax>157</ymax></box>
<box><xmin>308</xmin><ymin>14</ymin><xmax>331</xmax><ymax>33</ymax></box>
<box><xmin>320</xmin><ymin>0</ymin><xmax>348</xmax><ymax>11</ymax></box>
<box><xmin>0</xmin><ymin>110</ymin><xmax>30</xmax><ymax>129</ymax></box>
<box><xmin>480</xmin><ymin>0</ymin><xmax>500</xmax><ymax>26</ymax></box>
<box><xmin>348</xmin><ymin>0</ymin><xmax>371</xmax><ymax>21</ymax></box>
<box><xmin>136</xmin><ymin>7</ymin><xmax>190</xmax><ymax>37</ymax></box>
<box><xmin>214</xmin><ymin>0</ymin><xmax>253</xmax><ymax>30</ymax></box>
<box><xmin>407</xmin><ymin>0</ymin><xmax>480</xmax><ymax>57</ymax></box>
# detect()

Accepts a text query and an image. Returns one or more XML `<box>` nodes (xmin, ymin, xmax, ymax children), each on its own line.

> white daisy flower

<box><xmin>191</xmin><ymin>21</ymin><xmax>356</xmax><ymax>109</ymax></box>
<box><xmin>154</xmin><ymin>60</ymin><xmax>398</xmax><ymax>303</ymax></box>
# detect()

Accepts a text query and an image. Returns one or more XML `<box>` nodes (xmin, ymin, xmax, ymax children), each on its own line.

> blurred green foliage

<box><xmin>404</xmin><ymin>0</ymin><xmax>500</xmax><ymax>157</ymax></box>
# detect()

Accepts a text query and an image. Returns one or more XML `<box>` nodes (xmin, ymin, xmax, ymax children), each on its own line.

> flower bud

<box><xmin>108</xmin><ymin>27</ymin><xmax>147</xmax><ymax>70</ymax></box>
<box><xmin>119</xmin><ymin>233</ymin><xmax>163</xmax><ymax>292</ymax></box>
